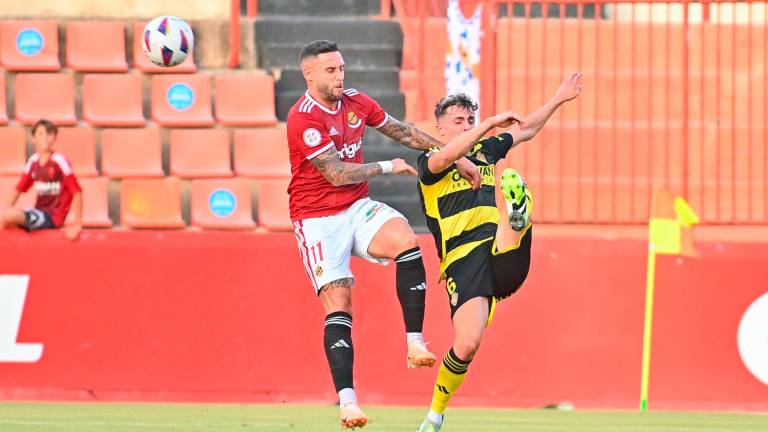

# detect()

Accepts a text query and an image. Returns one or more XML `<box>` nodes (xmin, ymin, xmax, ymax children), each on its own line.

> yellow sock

<box><xmin>429</xmin><ymin>348</ymin><xmax>471</xmax><ymax>414</ymax></box>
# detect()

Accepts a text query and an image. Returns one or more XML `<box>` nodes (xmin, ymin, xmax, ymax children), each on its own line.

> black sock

<box><xmin>324</xmin><ymin>312</ymin><xmax>354</xmax><ymax>392</ymax></box>
<box><xmin>395</xmin><ymin>247</ymin><xmax>426</xmax><ymax>334</ymax></box>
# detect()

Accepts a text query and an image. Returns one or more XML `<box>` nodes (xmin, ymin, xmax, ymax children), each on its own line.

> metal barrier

<box><xmin>390</xmin><ymin>1</ymin><xmax>768</xmax><ymax>224</ymax></box>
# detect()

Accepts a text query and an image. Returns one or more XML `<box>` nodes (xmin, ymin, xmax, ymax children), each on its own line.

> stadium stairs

<box><xmin>254</xmin><ymin>0</ymin><xmax>428</xmax><ymax>230</ymax></box>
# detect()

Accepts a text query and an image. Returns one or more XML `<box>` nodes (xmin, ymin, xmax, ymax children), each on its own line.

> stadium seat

<box><xmin>82</xmin><ymin>73</ymin><xmax>145</xmax><ymax>127</ymax></box>
<box><xmin>64</xmin><ymin>177</ymin><xmax>112</xmax><ymax>228</ymax></box>
<box><xmin>55</xmin><ymin>127</ymin><xmax>98</xmax><ymax>177</ymax></box>
<box><xmin>0</xmin><ymin>176</ymin><xmax>35</xmax><ymax>210</ymax></box>
<box><xmin>256</xmin><ymin>178</ymin><xmax>292</xmax><ymax>231</ymax></box>
<box><xmin>0</xmin><ymin>74</ymin><xmax>8</xmax><ymax>125</ymax></box>
<box><xmin>214</xmin><ymin>73</ymin><xmax>278</xmax><ymax>126</ymax></box>
<box><xmin>132</xmin><ymin>22</ymin><xmax>196</xmax><ymax>73</ymax></box>
<box><xmin>0</xmin><ymin>127</ymin><xmax>26</xmax><ymax>176</ymax></box>
<box><xmin>100</xmin><ymin>128</ymin><xmax>163</xmax><ymax>178</ymax></box>
<box><xmin>0</xmin><ymin>20</ymin><xmax>60</xmax><ymax>71</ymax></box>
<box><xmin>169</xmin><ymin>128</ymin><xmax>232</xmax><ymax>178</ymax></box>
<box><xmin>190</xmin><ymin>178</ymin><xmax>256</xmax><ymax>230</ymax></box>
<box><xmin>233</xmin><ymin>126</ymin><xmax>291</xmax><ymax>178</ymax></box>
<box><xmin>120</xmin><ymin>177</ymin><xmax>185</xmax><ymax>229</ymax></box>
<box><xmin>14</xmin><ymin>74</ymin><xmax>76</xmax><ymax>126</ymax></box>
<box><xmin>151</xmin><ymin>74</ymin><xmax>214</xmax><ymax>127</ymax></box>
<box><xmin>66</xmin><ymin>21</ymin><xmax>128</xmax><ymax>72</ymax></box>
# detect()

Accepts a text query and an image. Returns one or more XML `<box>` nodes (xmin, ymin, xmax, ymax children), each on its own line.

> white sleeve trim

<box><xmin>373</xmin><ymin>113</ymin><xmax>390</xmax><ymax>129</ymax></box>
<box><xmin>305</xmin><ymin>141</ymin><xmax>336</xmax><ymax>160</ymax></box>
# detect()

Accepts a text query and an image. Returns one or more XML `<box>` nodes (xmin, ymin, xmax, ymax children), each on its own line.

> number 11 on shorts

<box><xmin>310</xmin><ymin>241</ymin><xmax>324</xmax><ymax>265</ymax></box>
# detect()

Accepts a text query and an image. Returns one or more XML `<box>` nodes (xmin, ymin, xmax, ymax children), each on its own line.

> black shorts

<box><xmin>23</xmin><ymin>209</ymin><xmax>55</xmax><ymax>232</ymax></box>
<box><xmin>443</xmin><ymin>226</ymin><xmax>532</xmax><ymax>317</ymax></box>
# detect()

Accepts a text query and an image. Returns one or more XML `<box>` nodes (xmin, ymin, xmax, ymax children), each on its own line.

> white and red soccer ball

<box><xmin>142</xmin><ymin>16</ymin><xmax>194</xmax><ymax>67</ymax></box>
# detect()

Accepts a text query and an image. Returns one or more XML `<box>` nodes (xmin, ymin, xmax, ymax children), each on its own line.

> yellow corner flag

<box><xmin>640</xmin><ymin>188</ymin><xmax>699</xmax><ymax>411</ymax></box>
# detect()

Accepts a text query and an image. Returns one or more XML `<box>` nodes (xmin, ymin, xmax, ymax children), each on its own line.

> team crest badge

<box><xmin>314</xmin><ymin>265</ymin><xmax>324</xmax><ymax>277</ymax></box>
<box><xmin>450</xmin><ymin>292</ymin><xmax>459</xmax><ymax>306</ymax></box>
<box><xmin>347</xmin><ymin>111</ymin><xmax>362</xmax><ymax>129</ymax></box>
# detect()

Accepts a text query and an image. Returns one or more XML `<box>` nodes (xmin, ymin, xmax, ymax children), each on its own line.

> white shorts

<box><xmin>292</xmin><ymin>197</ymin><xmax>407</xmax><ymax>294</ymax></box>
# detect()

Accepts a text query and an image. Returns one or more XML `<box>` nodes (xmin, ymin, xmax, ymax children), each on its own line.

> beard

<box><xmin>318</xmin><ymin>82</ymin><xmax>342</xmax><ymax>102</ymax></box>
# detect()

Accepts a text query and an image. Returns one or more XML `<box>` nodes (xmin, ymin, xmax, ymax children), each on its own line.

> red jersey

<box><xmin>16</xmin><ymin>152</ymin><xmax>82</xmax><ymax>227</ymax></box>
<box><xmin>287</xmin><ymin>88</ymin><xmax>388</xmax><ymax>221</ymax></box>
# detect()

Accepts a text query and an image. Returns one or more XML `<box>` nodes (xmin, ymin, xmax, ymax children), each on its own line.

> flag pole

<box><xmin>639</xmin><ymin>244</ymin><xmax>656</xmax><ymax>411</ymax></box>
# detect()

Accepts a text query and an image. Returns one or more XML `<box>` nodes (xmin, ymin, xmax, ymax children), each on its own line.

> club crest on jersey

<box><xmin>347</xmin><ymin>111</ymin><xmax>362</xmax><ymax>129</ymax></box>
<box><xmin>303</xmin><ymin>128</ymin><xmax>322</xmax><ymax>147</ymax></box>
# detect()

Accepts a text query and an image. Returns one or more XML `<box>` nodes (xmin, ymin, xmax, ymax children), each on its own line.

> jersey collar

<box><xmin>305</xmin><ymin>91</ymin><xmax>341</xmax><ymax>115</ymax></box>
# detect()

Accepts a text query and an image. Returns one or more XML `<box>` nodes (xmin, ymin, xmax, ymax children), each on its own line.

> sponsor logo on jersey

<box><xmin>338</xmin><ymin>138</ymin><xmax>362</xmax><ymax>160</ymax></box>
<box><xmin>329</xmin><ymin>126</ymin><xmax>340</xmax><ymax>136</ymax></box>
<box><xmin>34</xmin><ymin>181</ymin><xmax>60</xmax><ymax>196</ymax></box>
<box><xmin>303</xmin><ymin>128</ymin><xmax>322</xmax><ymax>147</ymax></box>
<box><xmin>347</xmin><ymin>111</ymin><xmax>362</xmax><ymax>129</ymax></box>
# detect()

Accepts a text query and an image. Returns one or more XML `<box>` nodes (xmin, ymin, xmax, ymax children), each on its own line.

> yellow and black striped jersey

<box><xmin>417</xmin><ymin>132</ymin><xmax>515</xmax><ymax>276</ymax></box>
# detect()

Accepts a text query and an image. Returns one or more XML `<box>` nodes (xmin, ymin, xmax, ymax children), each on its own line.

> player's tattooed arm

<box><xmin>310</xmin><ymin>146</ymin><xmax>383</xmax><ymax>186</ymax></box>
<box><xmin>377</xmin><ymin>116</ymin><xmax>442</xmax><ymax>151</ymax></box>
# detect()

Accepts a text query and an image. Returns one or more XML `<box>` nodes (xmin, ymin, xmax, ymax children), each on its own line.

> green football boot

<box><xmin>500</xmin><ymin>168</ymin><xmax>533</xmax><ymax>231</ymax></box>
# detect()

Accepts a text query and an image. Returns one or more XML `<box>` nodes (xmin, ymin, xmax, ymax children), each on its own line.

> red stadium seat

<box><xmin>64</xmin><ymin>176</ymin><xmax>112</xmax><ymax>228</ymax></box>
<box><xmin>66</xmin><ymin>21</ymin><xmax>128</xmax><ymax>72</ymax></box>
<box><xmin>132</xmin><ymin>22</ymin><xmax>196</xmax><ymax>73</ymax></box>
<box><xmin>233</xmin><ymin>126</ymin><xmax>291</xmax><ymax>178</ymax></box>
<box><xmin>151</xmin><ymin>74</ymin><xmax>214</xmax><ymax>127</ymax></box>
<box><xmin>190</xmin><ymin>178</ymin><xmax>256</xmax><ymax>230</ymax></box>
<box><xmin>120</xmin><ymin>177</ymin><xmax>185</xmax><ymax>229</ymax></box>
<box><xmin>55</xmin><ymin>127</ymin><xmax>98</xmax><ymax>177</ymax></box>
<box><xmin>0</xmin><ymin>127</ymin><xmax>26</xmax><ymax>176</ymax></box>
<box><xmin>14</xmin><ymin>74</ymin><xmax>76</xmax><ymax>126</ymax></box>
<box><xmin>169</xmin><ymin>128</ymin><xmax>232</xmax><ymax>178</ymax></box>
<box><xmin>82</xmin><ymin>73</ymin><xmax>145</xmax><ymax>127</ymax></box>
<box><xmin>0</xmin><ymin>176</ymin><xmax>35</xmax><ymax>210</ymax></box>
<box><xmin>0</xmin><ymin>74</ymin><xmax>8</xmax><ymax>125</ymax></box>
<box><xmin>0</xmin><ymin>20</ymin><xmax>60</xmax><ymax>71</ymax></box>
<box><xmin>256</xmin><ymin>178</ymin><xmax>292</xmax><ymax>231</ymax></box>
<box><xmin>214</xmin><ymin>73</ymin><xmax>278</xmax><ymax>126</ymax></box>
<box><xmin>100</xmin><ymin>128</ymin><xmax>163</xmax><ymax>178</ymax></box>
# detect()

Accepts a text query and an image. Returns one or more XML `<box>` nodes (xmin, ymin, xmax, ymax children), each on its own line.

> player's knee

<box><xmin>453</xmin><ymin>339</ymin><xmax>482</xmax><ymax>361</ymax></box>
<box><xmin>396</xmin><ymin>232</ymin><xmax>419</xmax><ymax>254</ymax></box>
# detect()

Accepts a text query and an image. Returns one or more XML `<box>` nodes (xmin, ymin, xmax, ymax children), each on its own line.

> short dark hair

<box><xmin>31</xmin><ymin>119</ymin><xmax>57</xmax><ymax>136</ymax></box>
<box><xmin>434</xmin><ymin>93</ymin><xmax>478</xmax><ymax>120</ymax></box>
<box><xmin>299</xmin><ymin>40</ymin><xmax>340</xmax><ymax>63</ymax></box>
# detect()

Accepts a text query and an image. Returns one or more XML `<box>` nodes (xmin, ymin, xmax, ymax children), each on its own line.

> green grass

<box><xmin>0</xmin><ymin>403</ymin><xmax>766</xmax><ymax>432</ymax></box>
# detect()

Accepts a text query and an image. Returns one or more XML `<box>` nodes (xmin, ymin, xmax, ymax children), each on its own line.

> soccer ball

<box><xmin>142</xmin><ymin>16</ymin><xmax>194</xmax><ymax>67</ymax></box>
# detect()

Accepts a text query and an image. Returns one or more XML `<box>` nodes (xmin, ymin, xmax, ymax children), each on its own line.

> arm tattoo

<box><xmin>378</xmin><ymin>117</ymin><xmax>442</xmax><ymax>151</ymax></box>
<box><xmin>321</xmin><ymin>277</ymin><xmax>355</xmax><ymax>292</ymax></box>
<box><xmin>310</xmin><ymin>147</ymin><xmax>383</xmax><ymax>186</ymax></box>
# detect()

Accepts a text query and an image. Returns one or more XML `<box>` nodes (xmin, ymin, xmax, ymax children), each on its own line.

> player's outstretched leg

<box><xmin>395</xmin><ymin>247</ymin><xmax>437</xmax><ymax>368</ymax></box>
<box><xmin>500</xmin><ymin>168</ymin><xmax>533</xmax><ymax>232</ymax></box>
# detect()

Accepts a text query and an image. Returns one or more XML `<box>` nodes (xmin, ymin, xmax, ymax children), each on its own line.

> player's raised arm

<box><xmin>427</xmin><ymin>111</ymin><xmax>522</xmax><ymax>174</ymax></box>
<box><xmin>377</xmin><ymin>116</ymin><xmax>483</xmax><ymax>189</ymax></box>
<box><xmin>310</xmin><ymin>146</ymin><xmax>416</xmax><ymax>186</ymax></box>
<box><xmin>510</xmin><ymin>72</ymin><xmax>583</xmax><ymax>145</ymax></box>
<box><xmin>377</xmin><ymin>116</ymin><xmax>443</xmax><ymax>151</ymax></box>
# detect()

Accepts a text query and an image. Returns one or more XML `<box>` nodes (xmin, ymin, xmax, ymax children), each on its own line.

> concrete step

<box><xmin>276</xmin><ymin>91</ymin><xmax>405</xmax><ymax>121</ymax></box>
<box><xmin>259</xmin><ymin>42</ymin><xmax>401</xmax><ymax>69</ymax></box>
<box><xmin>254</xmin><ymin>17</ymin><xmax>402</xmax><ymax>48</ymax></box>
<box><xmin>256</xmin><ymin>0</ymin><xmax>380</xmax><ymax>17</ymax></box>
<box><xmin>275</xmin><ymin>68</ymin><xmax>400</xmax><ymax>93</ymax></box>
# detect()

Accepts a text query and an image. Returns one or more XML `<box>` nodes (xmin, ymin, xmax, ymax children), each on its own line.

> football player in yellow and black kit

<box><xmin>415</xmin><ymin>73</ymin><xmax>582</xmax><ymax>431</ymax></box>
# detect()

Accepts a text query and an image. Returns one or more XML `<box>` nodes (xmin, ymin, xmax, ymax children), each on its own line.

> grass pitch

<box><xmin>0</xmin><ymin>402</ymin><xmax>765</xmax><ymax>432</ymax></box>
